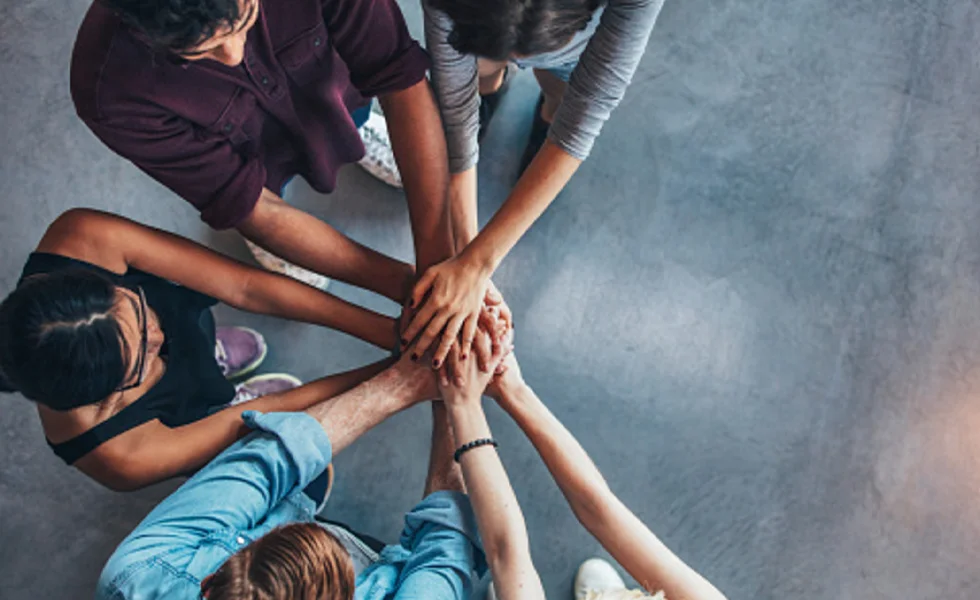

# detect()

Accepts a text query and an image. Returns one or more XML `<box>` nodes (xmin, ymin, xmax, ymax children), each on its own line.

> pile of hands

<box><xmin>399</xmin><ymin>279</ymin><xmax>522</xmax><ymax>405</ymax></box>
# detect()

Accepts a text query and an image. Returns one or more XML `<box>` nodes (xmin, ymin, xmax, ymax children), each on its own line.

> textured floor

<box><xmin>3</xmin><ymin>1</ymin><xmax>980</xmax><ymax>598</ymax></box>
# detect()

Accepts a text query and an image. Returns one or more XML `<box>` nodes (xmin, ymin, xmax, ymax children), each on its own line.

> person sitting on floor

<box><xmin>0</xmin><ymin>208</ymin><xmax>504</xmax><ymax>491</ymax></box>
<box><xmin>432</xmin><ymin>341</ymin><xmax>728</xmax><ymax>600</ymax></box>
<box><xmin>400</xmin><ymin>0</ymin><xmax>664</xmax><ymax>368</ymax></box>
<box><xmin>94</xmin><ymin>355</ymin><xmax>488</xmax><ymax>600</ymax></box>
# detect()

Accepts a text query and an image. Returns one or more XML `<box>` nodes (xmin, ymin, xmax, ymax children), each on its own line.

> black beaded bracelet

<box><xmin>454</xmin><ymin>438</ymin><xmax>499</xmax><ymax>463</ymax></box>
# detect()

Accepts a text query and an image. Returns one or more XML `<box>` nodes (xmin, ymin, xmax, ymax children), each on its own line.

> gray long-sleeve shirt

<box><xmin>423</xmin><ymin>0</ymin><xmax>666</xmax><ymax>173</ymax></box>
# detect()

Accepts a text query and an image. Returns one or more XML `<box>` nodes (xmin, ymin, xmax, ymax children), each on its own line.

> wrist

<box><xmin>459</xmin><ymin>242</ymin><xmax>496</xmax><ymax>279</ymax></box>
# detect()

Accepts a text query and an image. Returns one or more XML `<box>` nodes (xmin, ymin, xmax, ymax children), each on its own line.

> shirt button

<box><xmin>223</xmin><ymin>123</ymin><xmax>233</xmax><ymax>133</ymax></box>
<box><xmin>236</xmin><ymin>536</ymin><xmax>246</xmax><ymax>545</ymax></box>
<box><xmin>313</xmin><ymin>37</ymin><xmax>322</xmax><ymax>47</ymax></box>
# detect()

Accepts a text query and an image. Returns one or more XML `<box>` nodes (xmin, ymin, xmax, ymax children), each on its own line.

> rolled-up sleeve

<box><xmin>550</xmin><ymin>0</ymin><xmax>666</xmax><ymax>160</ymax></box>
<box><xmin>321</xmin><ymin>0</ymin><xmax>431</xmax><ymax>99</ymax></box>
<box><xmin>355</xmin><ymin>491</ymin><xmax>486</xmax><ymax>600</ymax></box>
<box><xmin>80</xmin><ymin>112</ymin><xmax>266</xmax><ymax>230</ymax></box>
<box><xmin>126</xmin><ymin>412</ymin><xmax>331</xmax><ymax>541</ymax></box>
<box><xmin>423</xmin><ymin>0</ymin><xmax>481</xmax><ymax>174</ymax></box>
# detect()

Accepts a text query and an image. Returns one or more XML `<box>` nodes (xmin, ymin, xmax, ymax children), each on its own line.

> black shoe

<box><xmin>518</xmin><ymin>94</ymin><xmax>549</xmax><ymax>176</ymax></box>
<box><xmin>478</xmin><ymin>65</ymin><xmax>517</xmax><ymax>141</ymax></box>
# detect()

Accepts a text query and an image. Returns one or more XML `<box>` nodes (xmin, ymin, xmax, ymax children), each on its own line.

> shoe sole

<box><xmin>223</xmin><ymin>327</ymin><xmax>269</xmax><ymax>381</ymax></box>
<box><xmin>239</xmin><ymin>372</ymin><xmax>304</xmax><ymax>389</ymax></box>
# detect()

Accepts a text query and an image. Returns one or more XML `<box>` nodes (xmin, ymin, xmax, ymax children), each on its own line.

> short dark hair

<box><xmin>100</xmin><ymin>0</ymin><xmax>242</xmax><ymax>51</ymax></box>
<box><xmin>203</xmin><ymin>523</ymin><xmax>355</xmax><ymax>600</ymax></box>
<box><xmin>0</xmin><ymin>270</ymin><xmax>129</xmax><ymax>410</ymax></box>
<box><xmin>429</xmin><ymin>0</ymin><xmax>602</xmax><ymax>61</ymax></box>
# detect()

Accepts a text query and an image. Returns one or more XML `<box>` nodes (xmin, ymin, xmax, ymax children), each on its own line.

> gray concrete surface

<box><xmin>3</xmin><ymin>0</ymin><xmax>980</xmax><ymax>598</ymax></box>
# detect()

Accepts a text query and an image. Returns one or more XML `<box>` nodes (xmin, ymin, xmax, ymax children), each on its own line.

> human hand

<box><xmin>485</xmin><ymin>352</ymin><xmax>526</xmax><ymax>403</ymax></box>
<box><xmin>471</xmin><ymin>281</ymin><xmax>513</xmax><ymax>372</ymax></box>
<box><xmin>402</xmin><ymin>255</ymin><xmax>491</xmax><ymax>369</ymax></box>
<box><xmin>393</xmin><ymin>352</ymin><xmax>440</xmax><ymax>403</ymax></box>
<box><xmin>437</xmin><ymin>330</ymin><xmax>512</xmax><ymax>407</ymax></box>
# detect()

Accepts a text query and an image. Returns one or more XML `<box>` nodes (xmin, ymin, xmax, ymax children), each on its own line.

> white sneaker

<box><xmin>244</xmin><ymin>239</ymin><xmax>330</xmax><ymax>291</ymax></box>
<box><xmin>357</xmin><ymin>110</ymin><xmax>403</xmax><ymax>188</ymax></box>
<box><xmin>575</xmin><ymin>559</ymin><xmax>630</xmax><ymax>600</ymax></box>
<box><xmin>575</xmin><ymin>558</ymin><xmax>666</xmax><ymax>600</ymax></box>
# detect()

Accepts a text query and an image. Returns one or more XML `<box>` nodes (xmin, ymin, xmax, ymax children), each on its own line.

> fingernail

<box><xmin>461</xmin><ymin>354</ymin><xmax>467</xmax><ymax>361</ymax></box>
<box><xmin>400</xmin><ymin>338</ymin><xmax>407</xmax><ymax>346</ymax></box>
<box><xmin>433</xmin><ymin>359</ymin><xmax>441</xmax><ymax>369</ymax></box>
<box><xmin>411</xmin><ymin>353</ymin><xmax>419</xmax><ymax>361</ymax></box>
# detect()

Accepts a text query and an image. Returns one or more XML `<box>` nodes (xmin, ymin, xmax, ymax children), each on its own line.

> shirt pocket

<box><xmin>205</xmin><ymin>88</ymin><xmax>260</xmax><ymax>147</ymax></box>
<box><xmin>276</xmin><ymin>22</ymin><xmax>330</xmax><ymax>87</ymax></box>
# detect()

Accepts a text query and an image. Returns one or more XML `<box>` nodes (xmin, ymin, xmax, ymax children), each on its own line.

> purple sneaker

<box><xmin>231</xmin><ymin>373</ymin><xmax>303</xmax><ymax>405</ymax></box>
<box><xmin>215</xmin><ymin>326</ymin><xmax>268</xmax><ymax>379</ymax></box>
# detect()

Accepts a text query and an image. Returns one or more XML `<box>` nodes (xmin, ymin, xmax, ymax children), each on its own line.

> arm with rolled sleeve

<box><xmin>96</xmin><ymin>412</ymin><xmax>331</xmax><ymax>600</ymax></box>
<box><xmin>355</xmin><ymin>491</ymin><xmax>486</xmax><ymax>600</ymax></box>
<box><xmin>81</xmin><ymin>111</ymin><xmax>265</xmax><ymax>231</ymax></box>
<box><xmin>549</xmin><ymin>0</ymin><xmax>666</xmax><ymax>160</ymax></box>
<box><xmin>320</xmin><ymin>0</ymin><xmax>430</xmax><ymax>98</ymax></box>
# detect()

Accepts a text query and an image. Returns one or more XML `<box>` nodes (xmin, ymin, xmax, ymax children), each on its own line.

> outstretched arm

<box><xmin>490</xmin><ymin>358</ymin><xmax>727</xmax><ymax>600</ymax></box>
<box><xmin>438</xmin><ymin>336</ymin><xmax>545</xmax><ymax>600</ymax></box>
<box><xmin>38</xmin><ymin>208</ymin><xmax>399</xmax><ymax>350</ymax></box>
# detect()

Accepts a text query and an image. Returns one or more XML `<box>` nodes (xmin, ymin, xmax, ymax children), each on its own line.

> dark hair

<box><xmin>203</xmin><ymin>523</ymin><xmax>355</xmax><ymax>600</ymax></box>
<box><xmin>101</xmin><ymin>0</ymin><xmax>242</xmax><ymax>51</ymax></box>
<box><xmin>0</xmin><ymin>270</ymin><xmax>129</xmax><ymax>410</ymax></box>
<box><xmin>429</xmin><ymin>0</ymin><xmax>602</xmax><ymax>61</ymax></box>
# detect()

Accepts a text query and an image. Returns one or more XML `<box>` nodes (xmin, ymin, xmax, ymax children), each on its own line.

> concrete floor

<box><xmin>2</xmin><ymin>0</ymin><xmax>980</xmax><ymax>598</ymax></box>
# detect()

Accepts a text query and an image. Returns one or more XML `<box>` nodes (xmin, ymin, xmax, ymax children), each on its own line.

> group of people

<box><xmin>0</xmin><ymin>0</ymin><xmax>729</xmax><ymax>598</ymax></box>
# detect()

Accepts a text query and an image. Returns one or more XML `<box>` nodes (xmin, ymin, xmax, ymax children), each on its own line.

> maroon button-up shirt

<box><xmin>71</xmin><ymin>0</ymin><xmax>429</xmax><ymax>229</ymax></box>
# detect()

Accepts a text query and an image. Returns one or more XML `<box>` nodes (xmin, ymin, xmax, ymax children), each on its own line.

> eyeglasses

<box><xmin>117</xmin><ymin>286</ymin><xmax>148</xmax><ymax>392</ymax></box>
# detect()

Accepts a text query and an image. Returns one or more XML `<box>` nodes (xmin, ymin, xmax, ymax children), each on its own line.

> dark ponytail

<box><xmin>0</xmin><ymin>270</ymin><xmax>128</xmax><ymax>409</ymax></box>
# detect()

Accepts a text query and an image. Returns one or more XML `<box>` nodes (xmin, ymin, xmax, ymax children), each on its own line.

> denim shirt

<box><xmin>96</xmin><ymin>411</ymin><xmax>485</xmax><ymax>600</ymax></box>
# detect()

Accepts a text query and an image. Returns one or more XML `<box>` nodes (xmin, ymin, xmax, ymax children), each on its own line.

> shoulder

<box><xmin>70</xmin><ymin>2</ymin><xmax>169</xmax><ymax>122</ymax></box>
<box><xmin>34</xmin><ymin>209</ymin><xmax>130</xmax><ymax>272</ymax></box>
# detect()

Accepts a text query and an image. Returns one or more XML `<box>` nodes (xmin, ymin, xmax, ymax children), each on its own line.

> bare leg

<box><xmin>478</xmin><ymin>59</ymin><xmax>510</xmax><ymax>95</ymax></box>
<box><xmin>532</xmin><ymin>69</ymin><xmax>569</xmax><ymax>123</ymax></box>
<box><xmin>424</xmin><ymin>403</ymin><xmax>466</xmax><ymax>496</ymax></box>
<box><xmin>238</xmin><ymin>188</ymin><xmax>415</xmax><ymax>303</ymax></box>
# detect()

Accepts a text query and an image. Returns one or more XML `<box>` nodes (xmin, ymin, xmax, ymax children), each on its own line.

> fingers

<box><xmin>402</xmin><ymin>297</ymin><xmax>441</xmax><ymax>354</ymax></box>
<box><xmin>412</xmin><ymin>310</ymin><xmax>451</xmax><ymax>364</ymax></box>
<box><xmin>484</xmin><ymin>284</ymin><xmax>502</xmax><ymax>306</ymax></box>
<box><xmin>448</xmin><ymin>343</ymin><xmax>464</xmax><ymax>387</ymax></box>
<box><xmin>433</xmin><ymin>314</ymin><xmax>465</xmax><ymax>369</ymax></box>
<box><xmin>409</xmin><ymin>269</ymin><xmax>437</xmax><ymax>312</ymax></box>
<box><xmin>460</xmin><ymin>314</ymin><xmax>479</xmax><ymax>361</ymax></box>
<box><xmin>473</xmin><ymin>331</ymin><xmax>493</xmax><ymax>374</ymax></box>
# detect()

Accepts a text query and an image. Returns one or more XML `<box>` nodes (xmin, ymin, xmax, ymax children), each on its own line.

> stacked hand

<box><xmin>437</xmin><ymin>328</ymin><xmax>515</xmax><ymax>405</ymax></box>
<box><xmin>401</xmin><ymin>256</ymin><xmax>512</xmax><ymax>370</ymax></box>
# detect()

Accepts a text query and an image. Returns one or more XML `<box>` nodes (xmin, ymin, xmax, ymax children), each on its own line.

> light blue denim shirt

<box><xmin>96</xmin><ymin>411</ymin><xmax>485</xmax><ymax>600</ymax></box>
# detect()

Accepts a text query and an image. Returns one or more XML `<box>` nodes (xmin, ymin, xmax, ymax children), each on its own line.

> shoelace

<box><xmin>214</xmin><ymin>340</ymin><xmax>230</xmax><ymax>375</ymax></box>
<box><xmin>232</xmin><ymin>383</ymin><xmax>261</xmax><ymax>405</ymax></box>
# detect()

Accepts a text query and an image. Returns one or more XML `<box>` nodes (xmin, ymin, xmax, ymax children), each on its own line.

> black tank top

<box><xmin>19</xmin><ymin>253</ymin><xmax>236</xmax><ymax>465</ymax></box>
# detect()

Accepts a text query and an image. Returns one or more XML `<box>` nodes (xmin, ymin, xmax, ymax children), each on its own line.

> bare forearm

<box><xmin>447</xmin><ymin>402</ymin><xmax>543</xmax><ymax>599</ymax></box>
<box><xmin>424</xmin><ymin>403</ymin><xmax>465</xmax><ymax>495</ymax></box>
<box><xmin>304</xmin><ymin>361</ymin><xmax>431</xmax><ymax>454</ymax></box>
<box><xmin>238</xmin><ymin>270</ymin><xmax>396</xmax><ymax>350</ymax></box>
<box><xmin>239</xmin><ymin>189</ymin><xmax>414</xmax><ymax>303</ymax></box>
<box><xmin>500</xmin><ymin>384</ymin><xmax>726</xmax><ymax>600</ymax></box>
<box><xmin>381</xmin><ymin>81</ymin><xmax>456</xmax><ymax>270</ymax></box>
<box><xmin>463</xmin><ymin>141</ymin><xmax>581</xmax><ymax>273</ymax></box>
<box><xmin>449</xmin><ymin>168</ymin><xmax>479</xmax><ymax>252</ymax></box>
